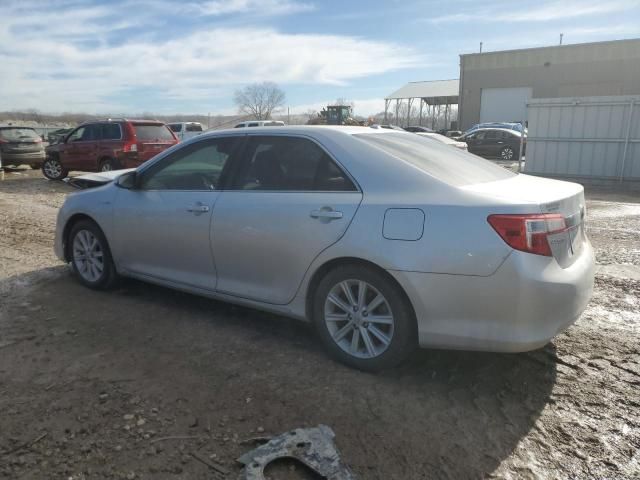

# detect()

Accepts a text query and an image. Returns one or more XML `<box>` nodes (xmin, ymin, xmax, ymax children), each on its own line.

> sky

<box><xmin>1</xmin><ymin>0</ymin><xmax>639</xmax><ymax>117</ymax></box>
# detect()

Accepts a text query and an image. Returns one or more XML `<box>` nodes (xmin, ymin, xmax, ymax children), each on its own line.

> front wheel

<box><xmin>500</xmin><ymin>146</ymin><xmax>515</xmax><ymax>161</ymax></box>
<box><xmin>42</xmin><ymin>156</ymin><xmax>68</xmax><ymax>180</ymax></box>
<box><xmin>313</xmin><ymin>265</ymin><xmax>417</xmax><ymax>371</ymax></box>
<box><xmin>68</xmin><ymin>220</ymin><xmax>118</xmax><ymax>289</ymax></box>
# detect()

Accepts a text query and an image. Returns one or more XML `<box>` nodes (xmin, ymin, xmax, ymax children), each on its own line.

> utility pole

<box><xmin>559</xmin><ymin>33</ymin><xmax>563</xmax><ymax>45</ymax></box>
<box><xmin>287</xmin><ymin>107</ymin><xmax>290</xmax><ymax>125</ymax></box>
<box><xmin>479</xmin><ymin>41</ymin><xmax>483</xmax><ymax>53</ymax></box>
<box><xmin>207</xmin><ymin>112</ymin><xmax>210</xmax><ymax>129</ymax></box>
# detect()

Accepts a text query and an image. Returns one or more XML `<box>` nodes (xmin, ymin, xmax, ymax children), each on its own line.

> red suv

<box><xmin>42</xmin><ymin>119</ymin><xmax>178</xmax><ymax>180</ymax></box>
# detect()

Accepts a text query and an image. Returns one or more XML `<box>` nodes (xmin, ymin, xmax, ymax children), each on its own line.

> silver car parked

<box><xmin>54</xmin><ymin>126</ymin><xmax>595</xmax><ymax>370</ymax></box>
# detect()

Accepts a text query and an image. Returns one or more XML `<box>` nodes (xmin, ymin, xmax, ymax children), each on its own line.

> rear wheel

<box><xmin>68</xmin><ymin>220</ymin><xmax>118</xmax><ymax>289</ymax></box>
<box><xmin>99</xmin><ymin>158</ymin><xmax>119</xmax><ymax>172</ymax></box>
<box><xmin>42</xmin><ymin>156</ymin><xmax>68</xmax><ymax>180</ymax></box>
<box><xmin>313</xmin><ymin>264</ymin><xmax>417</xmax><ymax>371</ymax></box>
<box><xmin>500</xmin><ymin>146</ymin><xmax>515</xmax><ymax>161</ymax></box>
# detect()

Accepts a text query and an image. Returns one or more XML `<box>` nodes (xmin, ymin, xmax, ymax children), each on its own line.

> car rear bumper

<box><xmin>1</xmin><ymin>151</ymin><xmax>46</xmax><ymax>165</ymax></box>
<box><xmin>390</xmin><ymin>241</ymin><xmax>595</xmax><ymax>352</ymax></box>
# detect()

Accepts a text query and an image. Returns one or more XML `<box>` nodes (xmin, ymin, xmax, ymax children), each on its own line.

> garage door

<box><xmin>480</xmin><ymin>87</ymin><xmax>532</xmax><ymax>123</ymax></box>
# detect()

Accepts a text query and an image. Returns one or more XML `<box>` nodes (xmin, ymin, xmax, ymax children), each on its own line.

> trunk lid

<box><xmin>463</xmin><ymin>174</ymin><xmax>587</xmax><ymax>268</ymax></box>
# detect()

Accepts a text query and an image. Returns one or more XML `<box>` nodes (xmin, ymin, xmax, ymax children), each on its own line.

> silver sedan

<box><xmin>54</xmin><ymin>126</ymin><xmax>595</xmax><ymax>370</ymax></box>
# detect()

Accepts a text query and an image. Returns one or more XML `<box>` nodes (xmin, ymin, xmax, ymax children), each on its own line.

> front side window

<box><xmin>67</xmin><ymin>126</ymin><xmax>86</xmax><ymax>142</ymax></box>
<box><xmin>186</xmin><ymin>124</ymin><xmax>203</xmax><ymax>132</ymax></box>
<box><xmin>230</xmin><ymin>136</ymin><xmax>356</xmax><ymax>192</ymax></box>
<box><xmin>140</xmin><ymin>137</ymin><xmax>242</xmax><ymax>191</ymax></box>
<box><xmin>168</xmin><ymin>124</ymin><xmax>181</xmax><ymax>132</ymax></box>
<box><xmin>247</xmin><ymin>123</ymin><xmax>259</xmax><ymax>127</ymax></box>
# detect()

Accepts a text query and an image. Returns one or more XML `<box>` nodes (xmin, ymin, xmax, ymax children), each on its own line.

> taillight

<box><xmin>487</xmin><ymin>214</ymin><xmax>566</xmax><ymax>257</ymax></box>
<box><xmin>123</xmin><ymin>142</ymin><xmax>137</xmax><ymax>152</ymax></box>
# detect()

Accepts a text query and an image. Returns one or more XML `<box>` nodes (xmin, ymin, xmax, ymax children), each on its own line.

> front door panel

<box><xmin>113</xmin><ymin>189</ymin><xmax>218</xmax><ymax>290</ymax></box>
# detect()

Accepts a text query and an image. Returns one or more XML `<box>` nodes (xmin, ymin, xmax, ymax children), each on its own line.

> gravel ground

<box><xmin>1</xmin><ymin>168</ymin><xmax>639</xmax><ymax>479</ymax></box>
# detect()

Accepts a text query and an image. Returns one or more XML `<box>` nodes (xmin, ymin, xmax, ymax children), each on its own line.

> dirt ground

<box><xmin>1</xmin><ymin>167</ymin><xmax>639</xmax><ymax>479</ymax></box>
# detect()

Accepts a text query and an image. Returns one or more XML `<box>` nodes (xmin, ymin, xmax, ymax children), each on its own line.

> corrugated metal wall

<box><xmin>524</xmin><ymin>96</ymin><xmax>640</xmax><ymax>181</ymax></box>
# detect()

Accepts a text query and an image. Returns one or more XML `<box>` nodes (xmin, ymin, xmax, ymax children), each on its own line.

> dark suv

<box><xmin>464</xmin><ymin>128</ymin><xmax>526</xmax><ymax>161</ymax></box>
<box><xmin>0</xmin><ymin>126</ymin><xmax>46</xmax><ymax>169</ymax></box>
<box><xmin>43</xmin><ymin>119</ymin><xmax>178</xmax><ymax>180</ymax></box>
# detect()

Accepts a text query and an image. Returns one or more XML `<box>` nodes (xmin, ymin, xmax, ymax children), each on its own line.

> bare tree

<box><xmin>233</xmin><ymin>82</ymin><xmax>285</xmax><ymax>120</ymax></box>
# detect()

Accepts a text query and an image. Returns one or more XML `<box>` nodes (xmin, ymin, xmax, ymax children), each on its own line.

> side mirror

<box><xmin>115</xmin><ymin>171</ymin><xmax>137</xmax><ymax>189</ymax></box>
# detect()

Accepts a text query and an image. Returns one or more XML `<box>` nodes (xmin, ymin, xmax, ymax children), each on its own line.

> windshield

<box><xmin>133</xmin><ymin>124</ymin><xmax>175</xmax><ymax>141</ymax></box>
<box><xmin>0</xmin><ymin>127</ymin><xmax>41</xmax><ymax>142</ymax></box>
<box><xmin>354</xmin><ymin>132</ymin><xmax>515</xmax><ymax>186</ymax></box>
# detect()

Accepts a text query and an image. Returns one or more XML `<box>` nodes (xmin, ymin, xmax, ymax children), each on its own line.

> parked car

<box><xmin>370</xmin><ymin>124</ymin><xmax>404</xmax><ymax>131</ymax></box>
<box><xmin>167</xmin><ymin>122</ymin><xmax>204</xmax><ymax>141</ymax></box>
<box><xmin>403</xmin><ymin>126</ymin><xmax>434</xmax><ymax>133</ymax></box>
<box><xmin>415</xmin><ymin>132</ymin><xmax>467</xmax><ymax>150</ymax></box>
<box><xmin>42</xmin><ymin>119</ymin><xmax>178</xmax><ymax>180</ymax></box>
<box><xmin>464</xmin><ymin>128</ymin><xmax>525</xmax><ymax>160</ymax></box>
<box><xmin>463</xmin><ymin>122</ymin><xmax>526</xmax><ymax>137</ymax></box>
<box><xmin>234</xmin><ymin>120</ymin><xmax>285</xmax><ymax>128</ymax></box>
<box><xmin>47</xmin><ymin>128</ymin><xmax>73</xmax><ymax>145</ymax></box>
<box><xmin>0</xmin><ymin>125</ymin><xmax>46</xmax><ymax>169</ymax></box>
<box><xmin>54</xmin><ymin>126</ymin><xmax>594</xmax><ymax>371</ymax></box>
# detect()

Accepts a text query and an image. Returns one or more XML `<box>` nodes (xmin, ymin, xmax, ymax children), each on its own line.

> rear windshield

<box><xmin>354</xmin><ymin>132</ymin><xmax>515</xmax><ymax>186</ymax></box>
<box><xmin>0</xmin><ymin>127</ymin><xmax>40</xmax><ymax>141</ymax></box>
<box><xmin>133</xmin><ymin>124</ymin><xmax>175</xmax><ymax>141</ymax></box>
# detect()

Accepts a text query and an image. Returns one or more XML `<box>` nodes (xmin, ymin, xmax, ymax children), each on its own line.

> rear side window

<box><xmin>101</xmin><ymin>123</ymin><xmax>121</xmax><ymax>140</ymax></box>
<box><xmin>133</xmin><ymin>124</ymin><xmax>175</xmax><ymax>141</ymax></box>
<box><xmin>0</xmin><ymin>127</ymin><xmax>40</xmax><ymax>141</ymax></box>
<box><xmin>230</xmin><ymin>136</ymin><xmax>356</xmax><ymax>192</ymax></box>
<box><xmin>354</xmin><ymin>132</ymin><xmax>515</xmax><ymax>186</ymax></box>
<box><xmin>186</xmin><ymin>124</ymin><xmax>203</xmax><ymax>132</ymax></box>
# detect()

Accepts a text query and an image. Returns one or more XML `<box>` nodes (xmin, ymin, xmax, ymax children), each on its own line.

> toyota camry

<box><xmin>54</xmin><ymin>126</ymin><xmax>595</xmax><ymax>370</ymax></box>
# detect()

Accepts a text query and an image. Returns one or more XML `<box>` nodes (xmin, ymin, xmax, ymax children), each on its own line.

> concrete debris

<box><xmin>237</xmin><ymin>425</ymin><xmax>355</xmax><ymax>479</ymax></box>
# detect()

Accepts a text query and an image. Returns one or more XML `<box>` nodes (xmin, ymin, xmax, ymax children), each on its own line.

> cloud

<box><xmin>429</xmin><ymin>0</ymin><xmax>639</xmax><ymax>23</ymax></box>
<box><xmin>0</xmin><ymin>2</ymin><xmax>421</xmax><ymax>113</ymax></box>
<box><xmin>197</xmin><ymin>0</ymin><xmax>315</xmax><ymax>16</ymax></box>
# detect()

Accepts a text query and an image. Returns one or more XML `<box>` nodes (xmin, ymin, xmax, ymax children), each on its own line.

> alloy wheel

<box><xmin>101</xmin><ymin>162</ymin><xmax>112</xmax><ymax>172</ymax></box>
<box><xmin>324</xmin><ymin>279</ymin><xmax>395</xmax><ymax>359</ymax></box>
<box><xmin>72</xmin><ymin>229</ymin><xmax>105</xmax><ymax>282</ymax></box>
<box><xmin>44</xmin><ymin>159</ymin><xmax>62</xmax><ymax>178</ymax></box>
<box><xmin>501</xmin><ymin>147</ymin><xmax>514</xmax><ymax>160</ymax></box>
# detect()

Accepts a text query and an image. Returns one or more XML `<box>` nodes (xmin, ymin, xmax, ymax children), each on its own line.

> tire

<box><xmin>42</xmin><ymin>156</ymin><xmax>68</xmax><ymax>180</ymax></box>
<box><xmin>68</xmin><ymin>220</ymin><xmax>118</xmax><ymax>290</ymax></box>
<box><xmin>500</xmin><ymin>146</ymin><xmax>515</xmax><ymax>161</ymax></box>
<box><xmin>313</xmin><ymin>264</ymin><xmax>417</xmax><ymax>371</ymax></box>
<box><xmin>99</xmin><ymin>158</ymin><xmax>120</xmax><ymax>172</ymax></box>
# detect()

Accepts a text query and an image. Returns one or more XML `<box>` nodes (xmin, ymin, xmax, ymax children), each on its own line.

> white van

<box><xmin>167</xmin><ymin>122</ymin><xmax>204</xmax><ymax>141</ymax></box>
<box><xmin>234</xmin><ymin>120</ymin><xmax>285</xmax><ymax>128</ymax></box>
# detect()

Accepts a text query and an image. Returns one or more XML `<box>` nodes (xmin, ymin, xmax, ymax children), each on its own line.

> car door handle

<box><xmin>187</xmin><ymin>203</ymin><xmax>210</xmax><ymax>214</ymax></box>
<box><xmin>310</xmin><ymin>209</ymin><xmax>343</xmax><ymax>220</ymax></box>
